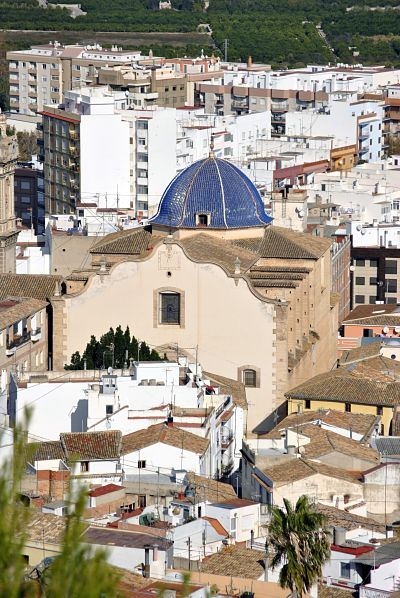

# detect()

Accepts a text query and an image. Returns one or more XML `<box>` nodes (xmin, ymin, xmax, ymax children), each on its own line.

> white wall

<box><xmin>80</xmin><ymin>114</ymin><xmax>131</xmax><ymax>209</ymax></box>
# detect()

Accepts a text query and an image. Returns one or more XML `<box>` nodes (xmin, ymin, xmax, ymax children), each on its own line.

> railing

<box><xmin>31</xmin><ymin>328</ymin><xmax>42</xmax><ymax>342</ymax></box>
<box><xmin>359</xmin><ymin>587</ymin><xmax>392</xmax><ymax>598</ymax></box>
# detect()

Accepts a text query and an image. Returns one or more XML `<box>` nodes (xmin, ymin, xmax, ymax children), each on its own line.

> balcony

<box><xmin>271</xmin><ymin>103</ymin><xmax>288</xmax><ymax>111</ymax></box>
<box><xmin>5</xmin><ymin>346</ymin><xmax>16</xmax><ymax>357</ymax></box>
<box><xmin>31</xmin><ymin>328</ymin><xmax>42</xmax><ymax>342</ymax></box>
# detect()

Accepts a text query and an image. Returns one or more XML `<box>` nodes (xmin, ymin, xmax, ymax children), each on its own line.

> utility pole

<box><xmin>224</xmin><ymin>38</ymin><xmax>228</xmax><ymax>62</ymax></box>
<box><xmin>186</xmin><ymin>537</ymin><xmax>191</xmax><ymax>570</ymax></box>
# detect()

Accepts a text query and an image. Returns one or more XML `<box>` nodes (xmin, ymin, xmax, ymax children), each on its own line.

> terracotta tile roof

<box><xmin>88</xmin><ymin>484</ymin><xmax>125</xmax><ymax>497</ymax></box>
<box><xmin>60</xmin><ymin>430</ymin><xmax>122</xmax><ymax>461</ymax></box>
<box><xmin>260</xmin><ymin>457</ymin><xmax>362</xmax><ymax>486</ymax></box>
<box><xmin>259</xmin><ymin>226</ymin><xmax>331</xmax><ymax>260</ymax></box>
<box><xmin>285</xmin><ymin>366</ymin><xmax>400</xmax><ymax>407</ymax></box>
<box><xmin>250</xmin><ymin>265</ymin><xmax>311</xmax><ymax>274</ymax></box>
<box><xmin>340</xmin><ymin>341</ymin><xmax>382</xmax><ymax>365</ymax></box>
<box><xmin>203</xmin><ymin>371</ymin><xmax>247</xmax><ymax>410</ymax></box>
<box><xmin>90</xmin><ymin>228</ymin><xmax>157</xmax><ymax>255</ymax></box>
<box><xmin>343</xmin><ymin>304</ymin><xmax>400</xmax><ymax>326</ymax></box>
<box><xmin>297</xmin><ymin>424</ymin><xmax>379</xmax><ymax>464</ymax></box>
<box><xmin>0</xmin><ymin>274</ymin><xmax>62</xmax><ymax>300</ymax></box>
<box><xmin>178</xmin><ymin>233</ymin><xmax>258</xmax><ymax>275</ymax></box>
<box><xmin>26</xmin><ymin>512</ymin><xmax>72</xmax><ymax>544</ymax></box>
<box><xmin>0</xmin><ymin>297</ymin><xmax>48</xmax><ymax>329</ymax></box>
<box><xmin>315</xmin><ymin>503</ymin><xmax>387</xmax><ymax>533</ymax></box>
<box><xmin>319</xmin><ymin>584</ymin><xmax>363</xmax><ymax>598</ymax></box>
<box><xmin>201</xmin><ymin>545</ymin><xmax>265</xmax><ymax>579</ymax></box>
<box><xmin>121</xmin><ymin>423</ymin><xmax>209</xmax><ymax>455</ymax></box>
<box><xmin>260</xmin><ymin>409</ymin><xmax>378</xmax><ymax>441</ymax></box>
<box><xmin>202</xmin><ymin>516</ymin><xmax>228</xmax><ymax>536</ymax></box>
<box><xmin>184</xmin><ymin>472</ymin><xmax>237</xmax><ymax>503</ymax></box>
<box><xmin>29</xmin><ymin>440</ymin><xmax>65</xmax><ymax>462</ymax></box>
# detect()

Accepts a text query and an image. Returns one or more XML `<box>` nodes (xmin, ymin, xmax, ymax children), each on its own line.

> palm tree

<box><xmin>266</xmin><ymin>495</ymin><xmax>331</xmax><ymax>598</ymax></box>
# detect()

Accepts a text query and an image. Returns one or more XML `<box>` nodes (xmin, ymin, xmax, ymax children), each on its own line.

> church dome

<box><xmin>149</xmin><ymin>156</ymin><xmax>272</xmax><ymax>229</ymax></box>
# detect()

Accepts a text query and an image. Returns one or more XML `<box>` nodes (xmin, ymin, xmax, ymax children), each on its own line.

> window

<box><xmin>355</xmin><ymin>259</ymin><xmax>365</xmax><ymax>266</ymax></box>
<box><xmin>80</xmin><ymin>461</ymin><xmax>89</xmax><ymax>472</ymax></box>
<box><xmin>138</xmin><ymin>460</ymin><xmax>146</xmax><ymax>469</ymax></box>
<box><xmin>387</xmin><ymin>279</ymin><xmax>397</xmax><ymax>293</ymax></box>
<box><xmin>340</xmin><ymin>562</ymin><xmax>351</xmax><ymax>579</ymax></box>
<box><xmin>377</xmin><ymin>406</ymin><xmax>383</xmax><ymax>415</ymax></box>
<box><xmin>138</xmin><ymin>495</ymin><xmax>146</xmax><ymax>508</ymax></box>
<box><xmin>137</xmin><ymin>185</ymin><xmax>148</xmax><ymax>194</ymax></box>
<box><xmin>160</xmin><ymin>292</ymin><xmax>180</xmax><ymax>324</ymax></box>
<box><xmin>370</xmin><ymin>277</ymin><xmax>377</xmax><ymax>285</ymax></box>
<box><xmin>138</xmin><ymin>138</ymin><xmax>146</xmax><ymax>146</ymax></box>
<box><xmin>106</xmin><ymin>404</ymin><xmax>113</xmax><ymax>415</ymax></box>
<box><xmin>20</xmin><ymin>181</ymin><xmax>31</xmax><ymax>190</ymax></box>
<box><xmin>243</xmin><ymin>369</ymin><xmax>257</xmax><ymax>387</ymax></box>
<box><xmin>305</xmin><ymin>399</ymin><xmax>311</xmax><ymax>409</ymax></box>
<box><xmin>355</xmin><ymin>277</ymin><xmax>365</xmax><ymax>285</ymax></box>
<box><xmin>369</xmin><ymin>296</ymin><xmax>377</xmax><ymax>304</ymax></box>
<box><xmin>385</xmin><ymin>260</ymin><xmax>397</xmax><ymax>275</ymax></box>
<box><xmin>137</xmin><ymin>120</ymin><xmax>148</xmax><ymax>130</ymax></box>
<box><xmin>355</xmin><ymin>295</ymin><xmax>365</xmax><ymax>304</ymax></box>
<box><xmin>345</xmin><ymin>403</ymin><xmax>351</xmax><ymax>413</ymax></box>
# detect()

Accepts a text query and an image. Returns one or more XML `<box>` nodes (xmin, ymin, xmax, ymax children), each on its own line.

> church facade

<box><xmin>50</xmin><ymin>156</ymin><xmax>338</xmax><ymax>433</ymax></box>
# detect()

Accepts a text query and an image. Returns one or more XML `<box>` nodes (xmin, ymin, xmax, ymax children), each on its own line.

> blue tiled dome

<box><xmin>150</xmin><ymin>157</ymin><xmax>272</xmax><ymax>229</ymax></box>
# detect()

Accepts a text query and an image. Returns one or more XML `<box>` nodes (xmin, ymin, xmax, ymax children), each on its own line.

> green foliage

<box><xmin>266</xmin><ymin>495</ymin><xmax>331</xmax><ymax>598</ymax></box>
<box><xmin>1</xmin><ymin>0</ymin><xmax>400</xmax><ymax>67</ymax></box>
<box><xmin>42</xmin><ymin>491</ymin><xmax>121</xmax><ymax>598</ymax></box>
<box><xmin>0</xmin><ymin>412</ymin><xmax>121</xmax><ymax>597</ymax></box>
<box><xmin>16</xmin><ymin>131</ymin><xmax>38</xmax><ymax>161</ymax></box>
<box><xmin>64</xmin><ymin>325</ymin><xmax>161</xmax><ymax>369</ymax></box>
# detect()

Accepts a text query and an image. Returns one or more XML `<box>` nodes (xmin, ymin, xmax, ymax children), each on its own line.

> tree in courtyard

<box><xmin>266</xmin><ymin>495</ymin><xmax>331</xmax><ymax>598</ymax></box>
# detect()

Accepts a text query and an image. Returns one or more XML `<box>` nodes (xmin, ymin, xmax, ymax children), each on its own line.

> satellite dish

<box><xmin>383</xmin><ymin>326</ymin><xmax>389</xmax><ymax>334</ymax></box>
<box><xmin>107</xmin><ymin>366</ymin><xmax>113</xmax><ymax>375</ymax></box>
<box><xmin>356</xmin><ymin>224</ymin><xmax>362</xmax><ymax>231</ymax></box>
<box><xmin>298</xmin><ymin>210</ymin><xmax>304</xmax><ymax>218</ymax></box>
<box><xmin>360</xmin><ymin>229</ymin><xmax>366</xmax><ymax>235</ymax></box>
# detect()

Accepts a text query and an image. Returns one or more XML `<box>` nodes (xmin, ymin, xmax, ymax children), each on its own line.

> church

<box><xmin>49</xmin><ymin>154</ymin><xmax>338</xmax><ymax>433</ymax></box>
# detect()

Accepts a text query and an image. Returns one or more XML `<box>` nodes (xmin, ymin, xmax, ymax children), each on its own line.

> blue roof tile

<box><xmin>150</xmin><ymin>157</ymin><xmax>272</xmax><ymax>229</ymax></box>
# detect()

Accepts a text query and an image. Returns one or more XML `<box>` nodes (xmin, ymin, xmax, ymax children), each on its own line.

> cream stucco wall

<box><xmin>56</xmin><ymin>241</ymin><xmax>278</xmax><ymax>432</ymax></box>
<box><xmin>273</xmin><ymin>472</ymin><xmax>364</xmax><ymax>507</ymax></box>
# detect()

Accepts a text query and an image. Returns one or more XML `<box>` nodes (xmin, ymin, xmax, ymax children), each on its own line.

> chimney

<box><xmin>143</xmin><ymin>544</ymin><xmax>151</xmax><ymax>578</ymax></box>
<box><xmin>167</xmin><ymin>413</ymin><xmax>173</xmax><ymax>428</ymax></box>
<box><xmin>247</xmin><ymin>55</ymin><xmax>253</xmax><ymax>69</ymax></box>
<box><xmin>153</xmin><ymin>544</ymin><xmax>159</xmax><ymax>561</ymax></box>
<box><xmin>250</xmin><ymin>529</ymin><xmax>254</xmax><ymax>548</ymax></box>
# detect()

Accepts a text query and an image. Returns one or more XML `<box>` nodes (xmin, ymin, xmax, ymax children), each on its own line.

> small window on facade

<box><xmin>345</xmin><ymin>403</ymin><xmax>351</xmax><ymax>413</ymax></box>
<box><xmin>385</xmin><ymin>260</ymin><xmax>397</xmax><ymax>275</ymax></box>
<box><xmin>80</xmin><ymin>461</ymin><xmax>89</xmax><ymax>472</ymax></box>
<box><xmin>243</xmin><ymin>369</ymin><xmax>257</xmax><ymax>387</ymax></box>
<box><xmin>138</xmin><ymin>495</ymin><xmax>146</xmax><ymax>508</ymax></box>
<box><xmin>377</xmin><ymin>406</ymin><xmax>383</xmax><ymax>415</ymax></box>
<box><xmin>355</xmin><ymin>259</ymin><xmax>365</xmax><ymax>266</ymax></box>
<box><xmin>355</xmin><ymin>277</ymin><xmax>365</xmax><ymax>285</ymax></box>
<box><xmin>138</xmin><ymin>460</ymin><xmax>146</xmax><ymax>469</ymax></box>
<box><xmin>355</xmin><ymin>295</ymin><xmax>365</xmax><ymax>304</ymax></box>
<box><xmin>340</xmin><ymin>562</ymin><xmax>351</xmax><ymax>579</ymax></box>
<box><xmin>160</xmin><ymin>292</ymin><xmax>180</xmax><ymax>324</ymax></box>
<box><xmin>106</xmin><ymin>404</ymin><xmax>113</xmax><ymax>415</ymax></box>
<box><xmin>305</xmin><ymin>399</ymin><xmax>311</xmax><ymax>409</ymax></box>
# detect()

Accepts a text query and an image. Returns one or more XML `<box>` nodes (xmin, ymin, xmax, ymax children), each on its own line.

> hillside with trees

<box><xmin>1</xmin><ymin>0</ymin><xmax>400</xmax><ymax>70</ymax></box>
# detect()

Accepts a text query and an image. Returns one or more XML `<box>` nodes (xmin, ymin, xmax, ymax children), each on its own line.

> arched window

<box><xmin>238</xmin><ymin>365</ymin><xmax>260</xmax><ymax>388</ymax></box>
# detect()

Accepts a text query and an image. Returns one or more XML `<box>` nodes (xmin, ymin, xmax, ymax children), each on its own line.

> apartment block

<box><xmin>350</xmin><ymin>221</ymin><xmax>400</xmax><ymax>307</ymax></box>
<box><xmin>7</xmin><ymin>42</ymin><xmax>144</xmax><ymax>115</ymax></box>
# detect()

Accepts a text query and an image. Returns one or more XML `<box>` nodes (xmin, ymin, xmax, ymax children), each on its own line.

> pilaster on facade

<box><xmin>0</xmin><ymin>114</ymin><xmax>19</xmax><ymax>273</ymax></box>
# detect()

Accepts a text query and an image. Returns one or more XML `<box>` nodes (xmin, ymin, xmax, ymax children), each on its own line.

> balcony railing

<box><xmin>31</xmin><ymin>328</ymin><xmax>42</xmax><ymax>342</ymax></box>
